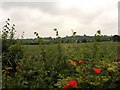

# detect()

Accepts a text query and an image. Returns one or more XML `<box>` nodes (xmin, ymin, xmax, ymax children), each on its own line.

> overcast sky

<box><xmin>0</xmin><ymin>0</ymin><xmax>119</xmax><ymax>38</ymax></box>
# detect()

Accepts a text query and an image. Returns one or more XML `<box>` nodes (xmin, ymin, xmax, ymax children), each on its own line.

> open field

<box><xmin>2</xmin><ymin>42</ymin><xmax>120</xmax><ymax>88</ymax></box>
<box><xmin>8</xmin><ymin>42</ymin><xmax>119</xmax><ymax>88</ymax></box>
<box><xmin>23</xmin><ymin>42</ymin><xmax>119</xmax><ymax>62</ymax></box>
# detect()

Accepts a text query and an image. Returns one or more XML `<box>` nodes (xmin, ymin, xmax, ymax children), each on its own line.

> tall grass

<box><xmin>2</xmin><ymin>19</ymin><xmax>120</xmax><ymax>88</ymax></box>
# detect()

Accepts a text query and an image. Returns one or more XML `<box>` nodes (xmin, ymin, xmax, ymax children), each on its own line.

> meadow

<box><xmin>2</xmin><ymin>19</ymin><xmax>120</xmax><ymax>88</ymax></box>
<box><xmin>3</xmin><ymin>42</ymin><xmax>120</xmax><ymax>88</ymax></box>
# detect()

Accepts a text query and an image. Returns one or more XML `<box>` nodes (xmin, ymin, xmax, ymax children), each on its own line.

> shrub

<box><xmin>2</xmin><ymin>19</ymin><xmax>24</xmax><ymax>88</ymax></box>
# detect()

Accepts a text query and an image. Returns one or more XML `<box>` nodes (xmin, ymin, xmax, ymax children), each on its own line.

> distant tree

<box><xmin>112</xmin><ymin>35</ymin><xmax>120</xmax><ymax>42</ymax></box>
<box><xmin>81</xmin><ymin>39</ymin><xmax>87</xmax><ymax>43</ymax></box>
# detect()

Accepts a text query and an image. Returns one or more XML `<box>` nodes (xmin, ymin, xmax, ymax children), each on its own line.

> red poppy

<box><xmin>93</xmin><ymin>68</ymin><xmax>101</xmax><ymax>74</ymax></box>
<box><xmin>64</xmin><ymin>85</ymin><xmax>69</xmax><ymax>89</ymax></box>
<box><xmin>78</xmin><ymin>60</ymin><xmax>85</xmax><ymax>64</ymax></box>
<box><xmin>68</xmin><ymin>80</ymin><xmax>78</xmax><ymax>88</ymax></box>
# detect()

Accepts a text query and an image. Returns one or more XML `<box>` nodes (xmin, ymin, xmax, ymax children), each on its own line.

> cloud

<box><xmin>0</xmin><ymin>0</ymin><xmax>119</xmax><ymax>38</ymax></box>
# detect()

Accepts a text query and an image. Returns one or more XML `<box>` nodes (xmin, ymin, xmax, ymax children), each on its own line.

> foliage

<box><xmin>1</xmin><ymin>20</ymin><xmax>120</xmax><ymax>88</ymax></box>
<box><xmin>112</xmin><ymin>35</ymin><xmax>120</xmax><ymax>42</ymax></box>
<box><xmin>9</xmin><ymin>29</ymin><xmax>68</xmax><ymax>88</ymax></box>
<box><xmin>81</xmin><ymin>39</ymin><xmax>87</xmax><ymax>43</ymax></box>
<box><xmin>2</xmin><ymin>19</ymin><xmax>24</xmax><ymax>88</ymax></box>
<box><xmin>54</xmin><ymin>30</ymin><xmax>120</xmax><ymax>88</ymax></box>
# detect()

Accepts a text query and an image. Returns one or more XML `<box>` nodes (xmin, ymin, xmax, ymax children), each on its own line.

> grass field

<box><xmin>23</xmin><ymin>42</ymin><xmax>119</xmax><ymax>62</ymax></box>
<box><xmin>2</xmin><ymin>41</ymin><xmax>120</xmax><ymax>88</ymax></box>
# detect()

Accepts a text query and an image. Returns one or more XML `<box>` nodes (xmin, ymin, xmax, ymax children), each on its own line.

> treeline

<box><xmin>15</xmin><ymin>35</ymin><xmax>120</xmax><ymax>45</ymax></box>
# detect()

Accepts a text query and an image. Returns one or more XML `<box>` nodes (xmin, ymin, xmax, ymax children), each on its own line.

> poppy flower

<box><xmin>68</xmin><ymin>80</ymin><xmax>78</xmax><ymax>88</ymax></box>
<box><xmin>64</xmin><ymin>85</ymin><xmax>69</xmax><ymax>89</ymax></box>
<box><xmin>93</xmin><ymin>68</ymin><xmax>101</xmax><ymax>74</ymax></box>
<box><xmin>78</xmin><ymin>60</ymin><xmax>85</xmax><ymax>64</ymax></box>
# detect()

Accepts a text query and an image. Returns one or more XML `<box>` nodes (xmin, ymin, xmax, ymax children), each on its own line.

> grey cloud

<box><xmin>2</xmin><ymin>2</ymin><xmax>62</xmax><ymax>15</ymax></box>
<box><xmin>0</xmin><ymin>1</ymin><xmax>118</xmax><ymax>38</ymax></box>
<box><xmin>0</xmin><ymin>6</ymin><xmax>64</xmax><ymax>38</ymax></box>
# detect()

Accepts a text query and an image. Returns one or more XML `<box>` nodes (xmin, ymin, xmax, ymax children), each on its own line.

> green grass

<box><xmin>3</xmin><ymin>42</ymin><xmax>119</xmax><ymax>88</ymax></box>
<box><xmin>22</xmin><ymin>42</ymin><xmax>119</xmax><ymax>62</ymax></box>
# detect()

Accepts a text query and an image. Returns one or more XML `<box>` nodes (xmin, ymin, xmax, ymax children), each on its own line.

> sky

<box><xmin>0</xmin><ymin>0</ymin><xmax>119</xmax><ymax>38</ymax></box>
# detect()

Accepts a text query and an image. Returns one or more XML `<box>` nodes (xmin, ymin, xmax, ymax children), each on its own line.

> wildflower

<box><xmin>63</xmin><ymin>80</ymin><xmax>78</xmax><ymax>88</ymax></box>
<box><xmin>78</xmin><ymin>60</ymin><xmax>85</xmax><ymax>64</ymax></box>
<box><xmin>64</xmin><ymin>85</ymin><xmax>69</xmax><ymax>89</ymax></box>
<box><xmin>70</xmin><ymin>60</ymin><xmax>77</xmax><ymax>66</ymax></box>
<box><xmin>93</xmin><ymin>68</ymin><xmax>101</xmax><ymax>74</ymax></box>
<box><xmin>68</xmin><ymin>80</ymin><xmax>78</xmax><ymax>88</ymax></box>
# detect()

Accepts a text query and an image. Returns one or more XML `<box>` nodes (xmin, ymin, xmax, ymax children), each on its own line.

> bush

<box><xmin>2</xmin><ymin>22</ymin><xmax>120</xmax><ymax>89</ymax></box>
<box><xmin>2</xmin><ymin>19</ymin><xmax>24</xmax><ymax>88</ymax></box>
